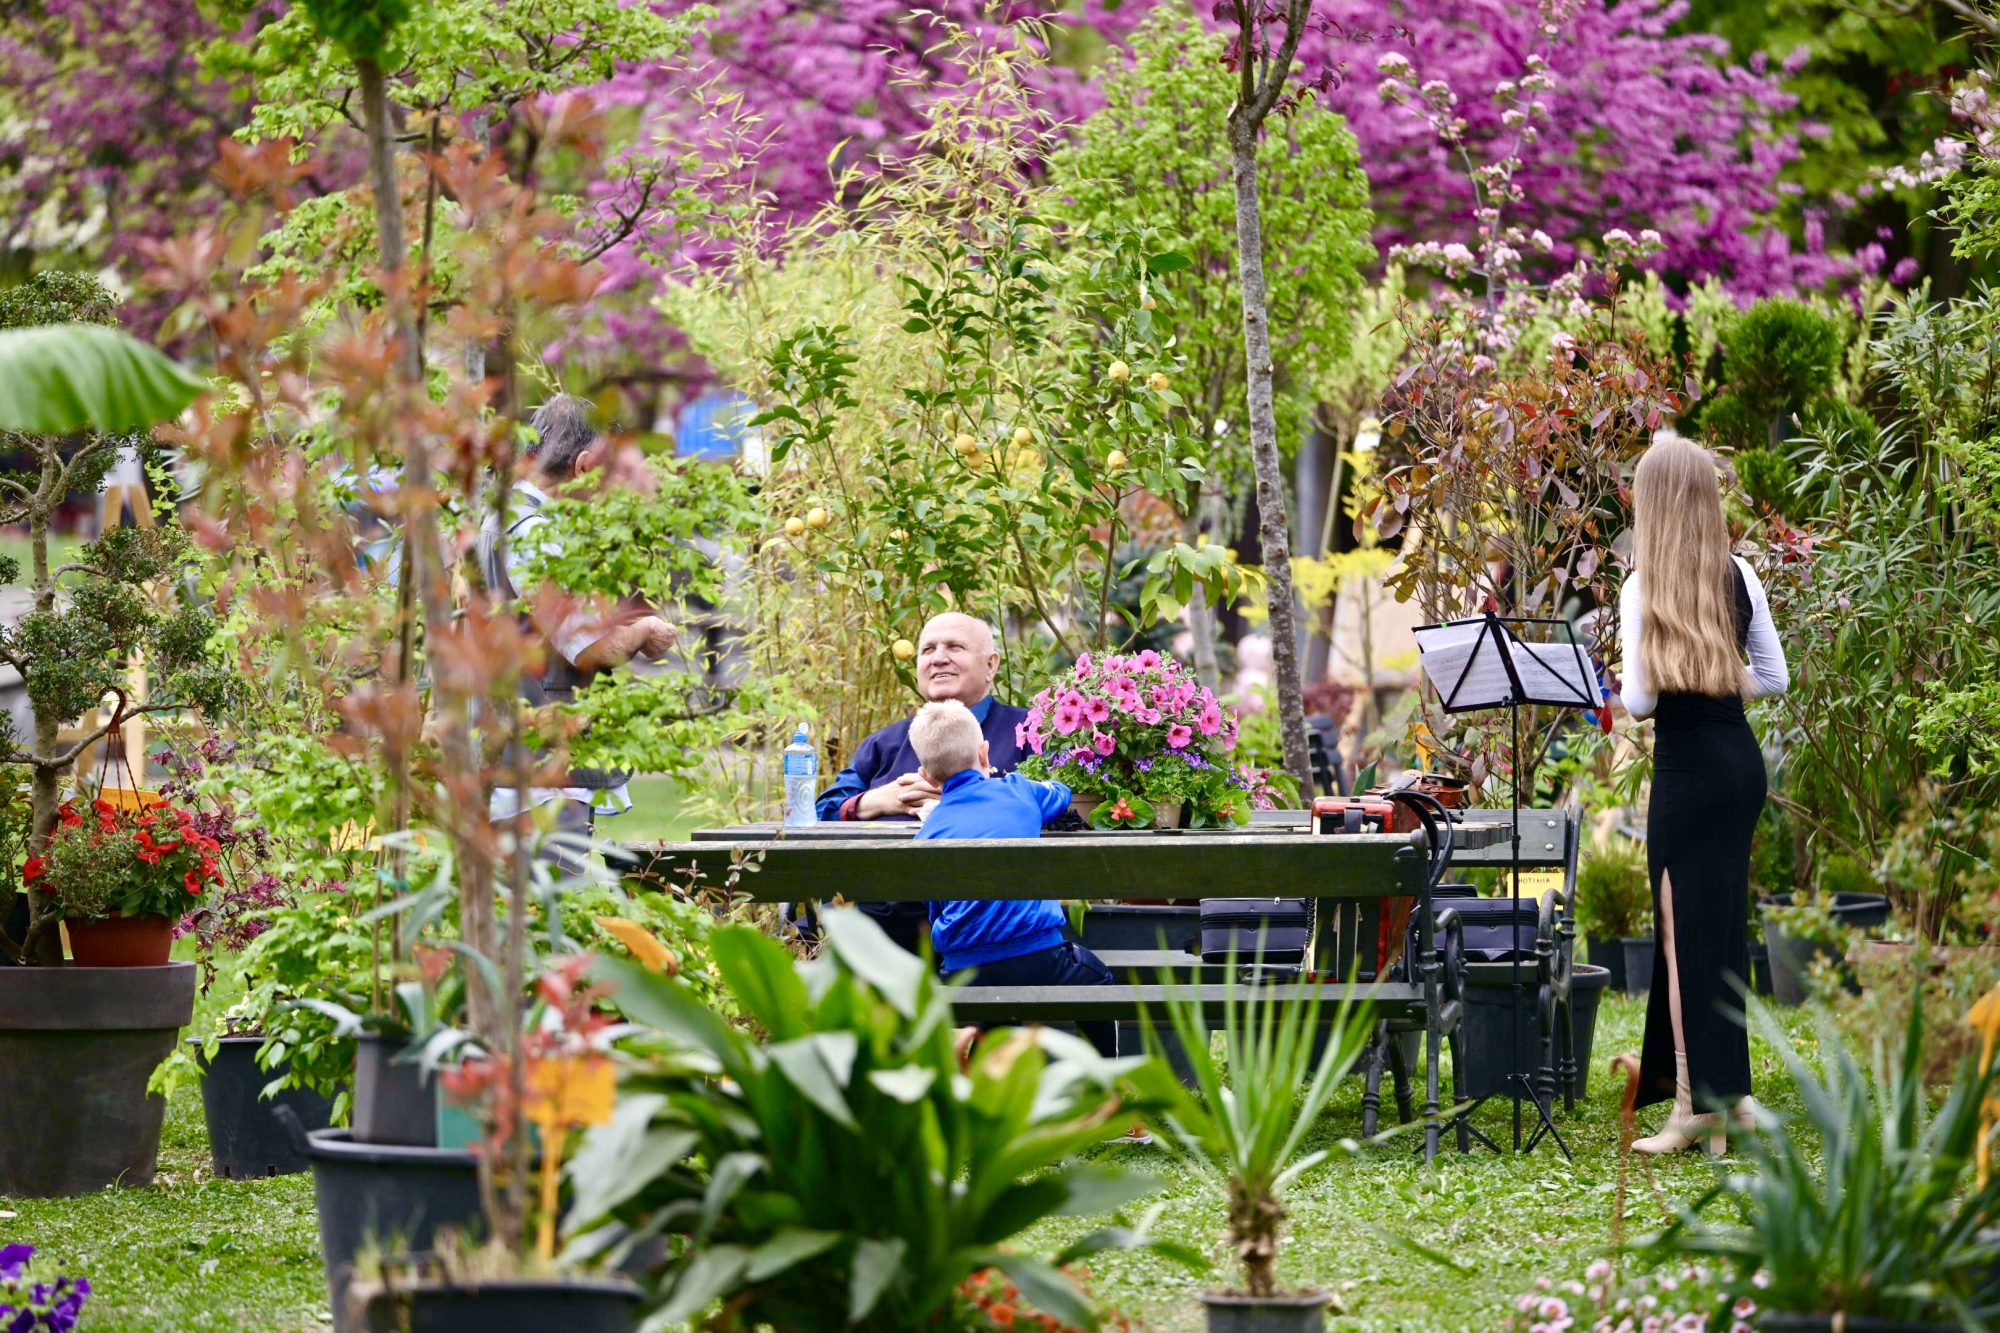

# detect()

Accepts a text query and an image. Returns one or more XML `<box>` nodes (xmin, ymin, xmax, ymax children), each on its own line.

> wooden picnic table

<box><xmin>621</xmin><ymin>814</ymin><xmax>1519</xmax><ymax>1159</ymax></box>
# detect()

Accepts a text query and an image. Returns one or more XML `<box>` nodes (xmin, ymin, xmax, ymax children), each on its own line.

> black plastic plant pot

<box><xmin>1588</xmin><ymin>936</ymin><xmax>1654</xmax><ymax>994</ymax></box>
<box><xmin>1201</xmin><ymin>1289</ymin><xmax>1327</xmax><ymax>1333</ymax></box>
<box><xmin>353</xmin><ymin>1032</ymin><xmax>439</xmax><ymax>1147</ymax></box>
<box><xmin>1586</xmin><ymin>934</ymin><xmax>1626</xmax><ymax>991</ymax></box>
<box><xmin>1761</xmin><ymin>912</ymin><xmax>1847</xmax><ymax>1007</ymax></box>
<box><xmin>0</xmin><ymin>962</ymin><xmax>195</xmax><ymax>1197</ymax></box>
<box><xmin>198</xmin><ymin>1035</ymin><xmax>340</xmax><ymax>1179</ymax></box>
<box><xmin>1458</xmin><ymin>962</ymin><xmax>1609</xmax><ymax>1102</ymax></box>
<box><xmin>350</xmin><ymin>1267</ymin><xmax>644</xmax><ymax>1333</ymax></box>
<box><xmin>1756</xmin><ymin>1314</ymin><xmax>1958</xmax><ymax>1332</ymax></box>
<box><xmin>285</xmin><ymin>1121</ymin><xmax>484</xmax><ymax>1333</ymax></box>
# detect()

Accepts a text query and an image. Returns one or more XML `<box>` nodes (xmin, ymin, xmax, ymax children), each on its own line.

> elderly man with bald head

<box><xmin>813</xmin><ymin>612</ymin><xmax>1031</xmax><ymax>950</ymax></box>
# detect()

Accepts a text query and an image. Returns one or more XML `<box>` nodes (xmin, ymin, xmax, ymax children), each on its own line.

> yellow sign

<box><xmin>1966</xmin><ymin>982</ymin><xmax>2000</xmax><ymax>1188</ymax></box>
<box><xmin>527</xmin><ymin>1055</ymin><xmax>616</xmax><ymax>1131</ymax></box>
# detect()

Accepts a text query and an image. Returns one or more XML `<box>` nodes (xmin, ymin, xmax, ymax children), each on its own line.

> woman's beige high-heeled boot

<box><xmin>1729</xmin><ymin>1096</ymin><xmax>1761</xmax><ymax>1131</ymax></box>
<box><xmin>1633</xmin><ymin>1053</ymin><xmax>1724</xmax><ymax>1156</ymax></box>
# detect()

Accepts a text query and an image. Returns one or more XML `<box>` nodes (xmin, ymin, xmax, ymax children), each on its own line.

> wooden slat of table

<box><xmin>624</xmin><ymin>832</ymin><xmax>1427</xmax><ymax>903</ymax></box>
<box><xmin>947</xmin><ymin>981</ymin><xmax>1427</xmax><ymax>1023</ymax></box>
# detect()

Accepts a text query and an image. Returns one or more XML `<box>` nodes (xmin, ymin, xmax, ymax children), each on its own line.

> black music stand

<box><xmin>1414</xmin><ymin>611</ymin><xmax>1596</xmax><ymax>1157</ymax></box>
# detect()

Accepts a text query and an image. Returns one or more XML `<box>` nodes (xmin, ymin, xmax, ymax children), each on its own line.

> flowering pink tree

<box><xmin>1307</xmin><ymin>0</ymin><xmax>1839</xmax><ymax>296</ymax></box>
<box><xmin>0</xmin><ymin>0</ymin><xmax>254</xmax><ymax>337</ymax></box>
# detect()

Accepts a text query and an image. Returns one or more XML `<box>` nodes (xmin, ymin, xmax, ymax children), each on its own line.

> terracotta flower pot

<box><xmin>1070</xmin><ymin>794</ymin><xmax>1104</xmax><ymax>822</ymax></box>
<box><xmin>67</xmin><ymin>912</ymin><xmax>175</xmax><ymax>967</ymax></box>
<box><xmin>1152</xmin><ymin>798</ymin><xmax>1185</xmax><ymax>830</ymax></box>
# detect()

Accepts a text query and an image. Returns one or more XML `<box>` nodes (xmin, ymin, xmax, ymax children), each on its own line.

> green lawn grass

<box><xmin>3</xmin><ymin>991</ymin><xmax>1828</xmax><ymax>1331</ymax></box>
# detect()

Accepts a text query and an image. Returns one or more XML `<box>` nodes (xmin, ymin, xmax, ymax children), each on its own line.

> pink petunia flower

<box><xmin>1076</xmin><ymin>652</ymin><xmax>1093</xmax><ymax>673</ymax></box>
<box><xmin>1135</xmin><ymin>649</ymin><xmax>1160</xmax><ymax>669</ymax></box>
<box><xmin>1054</xmin><ymin>702</ymin><xmax>1084</xmax><ymax>735</ymax></box>
<box><xmin>1067</xmin><ymin>746</ymin><xmax>1095</xmax><ymax>768</ymax></box>
<box><xmin>1166</xmin><ymin>723</ymin><xmax>1194</xmax><ymax>749</ymax></box>
<box><xmin>1136</xmin><ymin>706</ymin><xmax>1161</xmax><ymax>725</ymax></box>
<box><xmin>1084</xmin><ymin>696</ymin><xmax>1111</xmax><ymax>724</ymax></box>
<box><xmin>1092</xmin><ymin>730</ymin><xmax>1116</xmax><ymax>757</ymax></box>
<box><xmin>1197</xmin><ymin>702</ymin><xmax>1223</xmax><ymax>735</ymax></box>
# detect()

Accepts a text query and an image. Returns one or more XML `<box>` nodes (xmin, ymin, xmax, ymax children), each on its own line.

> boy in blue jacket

<box><xmin>909</xmin><ymin>700</ymin><xmax>1118</xmax><ymax>1059</ymax></box>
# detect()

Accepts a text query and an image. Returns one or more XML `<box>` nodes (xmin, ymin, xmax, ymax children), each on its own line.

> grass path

<box><xmin>2</xmin><ymin>994</ymin><xmax>1825</xmax><ymax>1331</ymax></box>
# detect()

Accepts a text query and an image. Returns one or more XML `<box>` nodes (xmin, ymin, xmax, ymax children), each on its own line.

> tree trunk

<box><xmin>20</xmin><ymin>471</ymin><xmax>63</xmax><ymax>963</ymax></box>
<box><xmin>1226</xmin><ymin>116</ymin><xmax>1313</xmax><ymax>797</ymax></box>
<box><xmin>356</xmin><ymin>58</ymin><xmax>504</xmax><ymax>1044</ymax></box>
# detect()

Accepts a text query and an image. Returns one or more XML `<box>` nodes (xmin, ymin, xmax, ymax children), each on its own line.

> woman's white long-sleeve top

<box><xmin>1617</xmin><ymin>554</ymin><xmax>1789</xmax><ymax>720</ymax></box>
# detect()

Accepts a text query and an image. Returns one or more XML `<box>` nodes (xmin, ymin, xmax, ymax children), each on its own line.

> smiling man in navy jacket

<box><xmin>813</xmin><ymin>612</ymin><xmax>1029</xmax><ymax>950</ymax></box>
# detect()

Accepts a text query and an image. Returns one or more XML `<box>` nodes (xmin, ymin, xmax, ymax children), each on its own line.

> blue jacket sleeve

<box><xmin>1033</xmin><ymin>778</ymin><xmax>1071</xmax><ymax>824</ymax></box>
<box><xmin>814</xmin><ymin>766</ymin><xmax>865</xmax><ymax>823</ymax></box>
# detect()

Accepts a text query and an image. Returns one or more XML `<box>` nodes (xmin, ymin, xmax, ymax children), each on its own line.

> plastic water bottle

<box><xmin>782</xmin><ymin>723</ymin><xmax>819</xmax><ymax>827</ymax></box>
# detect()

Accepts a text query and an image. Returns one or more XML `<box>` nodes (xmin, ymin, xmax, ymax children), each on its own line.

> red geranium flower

<box><xmin>184</xmin><ymin>869</ymin><xmax>204</xmax><ymax>896</ymax></box>
<box><xmin>23</xmin><ymin>855</ymin><xmax>45</xmax><ymax>882</ymax></box>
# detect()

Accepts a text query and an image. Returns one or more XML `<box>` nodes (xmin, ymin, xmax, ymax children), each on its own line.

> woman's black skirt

<box><xmin>1638</xmin><ymin>691</ymin><xmax>1767</xmax><ymax>1108</ymax></box>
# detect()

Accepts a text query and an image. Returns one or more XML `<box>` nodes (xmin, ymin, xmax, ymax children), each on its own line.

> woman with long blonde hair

<box><xmin>1618</xmin><ymin>433</ymin><xmax>1789</xmax><ymax>1154</ymax></box>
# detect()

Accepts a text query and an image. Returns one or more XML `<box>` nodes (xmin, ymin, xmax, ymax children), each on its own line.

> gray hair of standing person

<box><xmin>524</xmin><ymin>394</ymin><xmax>600</xmax><ymax>481</ymax></box>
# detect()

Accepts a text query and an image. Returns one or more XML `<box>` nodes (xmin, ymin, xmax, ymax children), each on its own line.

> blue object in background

<box><xmin>675</xmin><ymin>390</ymin><xmax>755</xmax><ymax>460</ymax></box>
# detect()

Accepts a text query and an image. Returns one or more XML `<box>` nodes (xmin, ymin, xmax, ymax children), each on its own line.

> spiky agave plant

<box><xmin>1131</xmin><ymin>964</ymin><xmax>1376</xmax><ymax>1297</ymax></box>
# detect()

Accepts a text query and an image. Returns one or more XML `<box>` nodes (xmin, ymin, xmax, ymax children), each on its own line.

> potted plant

<box><xmin>0</xmin><ymin>272</ymin><xmax>224</xmax><ymax>1199</ymax></box>
<box><xmin>1017</xmin><ymin>649</ymin><xmax>1253</xmax><ymax>829</ymax></box>
<box><xmin>1574</xmin><ymin>835</ymin><xmax>1652</xmax><ymax>994</ymax></box>
<box><xmin>1127</xmin><ymin>964</ymin><xmax>1378</xmax><ymax>1331</ymax></box>
<box><xmin>568</xmin><ymin>906</ymin><xmax>1185</xmax><ymax>1329</ymax></box>
<box><xmin>1647</xmin><ymin>999</ymin><xmax>2000</xmax><ymax>1330</ymax></box>
<box><xmin>34</xmin><ymin>793</ymin><xmax>221</xmax><ymax>967</ymax></box>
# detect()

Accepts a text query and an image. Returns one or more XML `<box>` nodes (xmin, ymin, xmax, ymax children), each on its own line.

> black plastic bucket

<box><xmin>1459</xmin><ymin>962</ymin><xmax>1610</xmax><ymax>1101</ymax></box>
<box><xmin>352</xmin><ymin>1270</ymin><xmax>643</xmax><ymax>1333</ymax></box>
<box><xmin>279</xmin><ymin>1117</ymin><xmax>483</xmax><ymax>1333</ymax></box>
<box><xmin>199</xmin><ymin>1035</ymin><xmax>340</xmax><ymax>1179</ymax></box>
<box><xmin>352</xmin><ymin>1033</ymin><xmax>438</xmax><ymax>1147</ymax></box>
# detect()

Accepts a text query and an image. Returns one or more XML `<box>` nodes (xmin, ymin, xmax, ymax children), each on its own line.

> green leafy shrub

<box><xmin>572</xmin><ymin>908</ymin><xmax>1182</xmax><ymax>1329</ymax></box>
<box><xmin>1651</xmin><ymin>1001</ymin><xmax>2000</xmax><ymax>1328</ymax></box>
<box><xmin>1573</xmin><ymin>836</ymin><xmax>1651</xmax><ymax>940</ymax></box>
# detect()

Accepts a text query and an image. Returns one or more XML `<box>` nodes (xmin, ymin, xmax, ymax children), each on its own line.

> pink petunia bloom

<box><xmin>1197</xmin><ymin>703</ymin><xmax>1223</xmax><ymax>735</ymax></box>
<box><xmin>1054</xmin><ymin>702</ymin><xmax>1084</xmax><ymax>735</ymax></box>
<box><xmin>1015</xmin><ymin>721</ymin><xmax>1030</xmax><ymax>747</ymax></box>
<box><xmin>1060</xmin><ymin>690</ymin><xmax>1087</xmax><ymax>713</ymax></box>
<box><xmin>1092</xmin><ymin>730</ymin><xmax>1116</xmax><ymax>757</ymax></box>
<box><xmin>1108</xmin><ymin>674</ymin><xmax>1137</xmax><ymax>697</ymax></box>
<box><xmin>1151</xmin><ymin>686</ymin><xmax>1178</xmax><ymax>709</ymax></box>
<box><xmin>1075</xmin><ymin>652</ymin><xmax>1093</xmax><ymax>673</ymax></box>
<box><xmin>1067</xmin><ymin>746</ymin><xmax>1095</xmax><ymax>768</ymax></box>
<box><xmin>1109</xmin><ymin>691</ymin><xmax>1134</xmax><ymax>712</ymax></box>
<box><xmin>1166</xmin><ymin>723</ymin><xmax>1194</xmax><ymax>749</ymax></box>
<box><xmin>1135</xmin><ymin>649</ymin><xmax>1160</xmax><ymax>669</ymax></box>
<box><xmin>1084</xmin><ymin>696</ymin><xmax>1111</xmax><ymax>724</ymax></box>
<box><xmin>1136</xmin><ymin>706</ymin><xmax>1162</xmax><ymax>725</ymax></box>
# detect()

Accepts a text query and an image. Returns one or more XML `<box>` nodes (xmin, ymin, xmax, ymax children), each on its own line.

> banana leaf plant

<box><xmin>1126</xmin><ymin>963</ymin><xmax>1377</xmax><ymax>1299</ymax></box>
<box><xmin>568</xmin><ymin>907</ymin><xmax>1194</xmax><ymax>1330</ymax></box>
<box><xmin>1647</xmin><ymin>997</ymin><xmax>2000</xmax><ymax>1330</ymax></box>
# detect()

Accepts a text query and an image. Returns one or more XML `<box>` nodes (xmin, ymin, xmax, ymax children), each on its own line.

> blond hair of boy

<box><xmin>907</xmin><ymin>699</ymin><xmax>990</xmax><ymax>786</ymax></box>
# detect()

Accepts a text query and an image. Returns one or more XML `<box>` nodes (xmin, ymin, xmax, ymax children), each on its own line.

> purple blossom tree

<box><xmin>0</xmin><ymin>0</ymin><xmax>255</xmax><ymax>337</ymax></box>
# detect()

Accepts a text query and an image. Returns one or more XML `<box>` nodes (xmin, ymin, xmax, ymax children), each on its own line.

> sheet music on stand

<box><xmin>1414</xmin><ymin>615</ymin><xmax>1596</xmax><ymax>712</ymax></box>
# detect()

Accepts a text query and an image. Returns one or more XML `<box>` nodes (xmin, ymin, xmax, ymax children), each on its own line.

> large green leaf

<box><xmin>0</xmin><ymin>323</ymin><xmax>205</xmax><ymax>435</ymax></box>
<box><xmin>766</xmin><ymin>1032</ymin><xmax>859</xmax><ymax>1130</ymax></box>
<box><xmin>848</xmin><ymin>1236</ymin><xmax>908</xmax><ymax>1322</ymax></box>
<box><xmin>821</xmin><ymin>906</ymin><xmax>926</xmax><ymax>1018</ymax></box>
<box><xmin>648</xmin><ymin>1244</ymin><xmax>751</xmax><ymax>1329</ymax></box>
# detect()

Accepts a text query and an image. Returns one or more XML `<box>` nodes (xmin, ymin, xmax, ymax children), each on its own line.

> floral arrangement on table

<box><xmin>0</xmin><ymin>1244</ymin><xmax>90</xmax><ymax>1333</ymax></box>
<box><xmin>29</xmin><ymin>793</ymin><xmax>220</xmax><ymax>927</ymax></box>
<box><xmin>1015</xmin><ymin>649</ymin><xmax>1251</xmax><ymax>829</ymax></box>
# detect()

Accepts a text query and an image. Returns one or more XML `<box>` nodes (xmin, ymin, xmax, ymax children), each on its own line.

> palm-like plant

<box><xmin>1650</xmin><ymin>998</ymin><xmax>2000</xmax><ymax>1330</ymax></box>
<box><xmin>1129</xmin><ymin>965</ymin><xmax>1376</xmax><ymax>1298</ymax></box>
<box><xmin>570</xmin><ymin>907</ymin><xmax>1185</xmax><ymax>1330</ymax></box>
